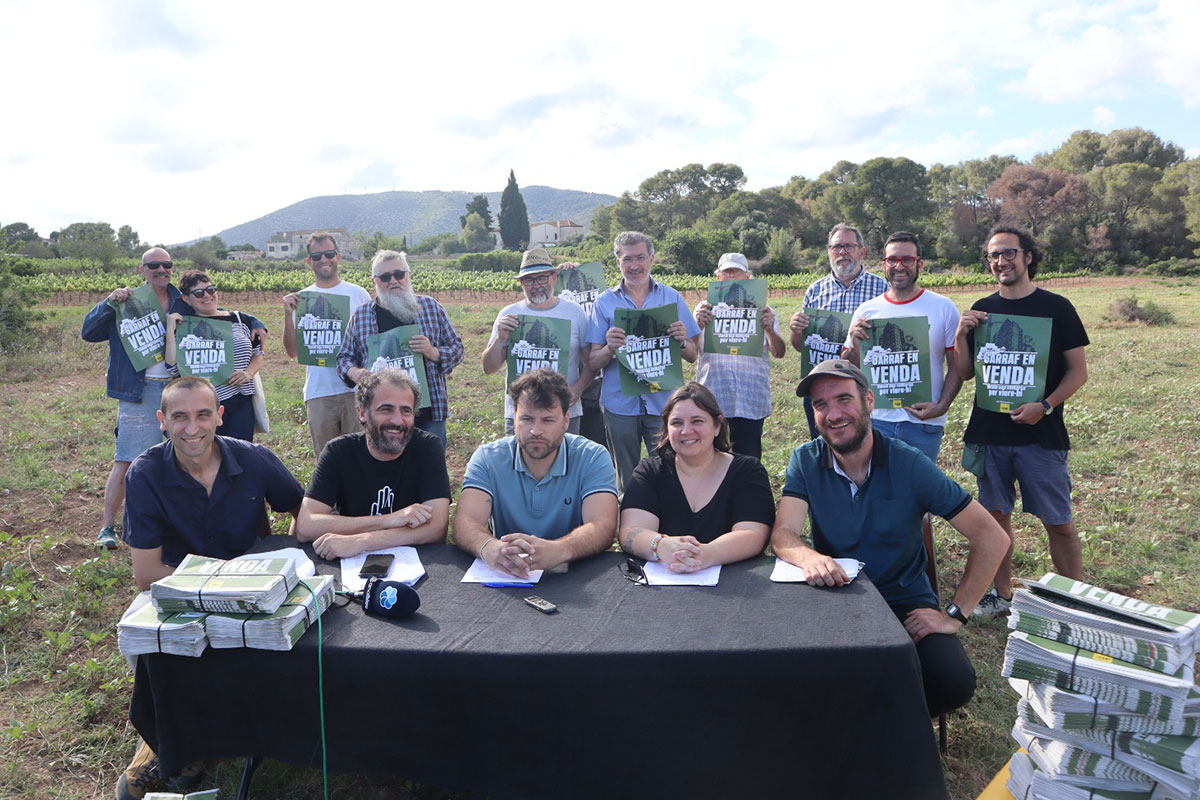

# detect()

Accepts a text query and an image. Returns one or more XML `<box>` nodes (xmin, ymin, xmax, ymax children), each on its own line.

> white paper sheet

<box><xmin>642</xmin><ymin>560</ymin><xmax>721</xmax><ymax>586</ymax></box>
<box><xmin>460</xmin><ymin>558</ymin><xmax>544</xmax><ymax>585</ymax></box>
<box><xmin>769</xmin><ymin>557</ymin><xmax>862</xmax><ymax>583</ymax></box>
<box><xmin>339</xmin><ymin>546</ymin><xmax>426</xmax><ymax>593</ymax></box>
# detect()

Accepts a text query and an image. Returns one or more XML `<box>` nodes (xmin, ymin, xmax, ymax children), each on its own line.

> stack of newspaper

<box><xmin>1002</xmin><ymin>574</ymin><xmax>1200</xmax><ymax>799</ymax></box>
<box><xmin>117</xmin><ymin>593</ymin><xmax>209</xmax><ymax>657</ymax></box>
<box><xmin>150</xmin><ymin>553</ymin><xmax>301</xmax><ymax>614</ymax></box>
<box><xmin>206</xmin><ymin>575</ymin><xmax>334</xmax><ymax>651</ymax></box>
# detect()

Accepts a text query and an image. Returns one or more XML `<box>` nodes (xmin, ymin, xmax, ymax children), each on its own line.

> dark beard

<box><xmin>377</xmin><ymin>289</ymin><xmax>419</xmax><ymax>324</ymax></box>
<box><xmin>824</xmin><ymin>420</ymin><xmax>870</xmax><ymax>455</ymax></box>
<box><xmin>368</xmin><ymin>420</ymin><xmax>411</xmax><ymax>455</ymax></box>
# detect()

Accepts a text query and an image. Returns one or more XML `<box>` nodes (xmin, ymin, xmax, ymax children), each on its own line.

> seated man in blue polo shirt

<box><xmin>453</xmin><ymin>368</ymin><xmax>618</xmax><ymax>578</ymax></box>
<box><xmin>119</xmin><ymin>376</ymin><xmax>303</xmax><ymax>799</ymax></box>
<box><xmin>770</xmin><ymin>360</ymin><xmax>1008</xmax><ymax>718</ymax></box>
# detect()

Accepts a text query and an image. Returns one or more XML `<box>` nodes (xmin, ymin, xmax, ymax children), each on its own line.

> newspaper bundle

<box><xmin>150</xmin><ymin>553</ymin><xmax>301</xmax><ymax>614</ymax></box>
<box><xmin>1000</xmin><ymin>573</ymin><xmax>1200</xmax><ymax>800</ymax></box>
<box><xmin>118</xmin><ymin>593</ymin><xmax>209</xmax><ymax>657</ymax></box>
<box><xmin>206</xmin><ymin>575</ymin><xmax>334</xmax><ymax>651</ymax></box>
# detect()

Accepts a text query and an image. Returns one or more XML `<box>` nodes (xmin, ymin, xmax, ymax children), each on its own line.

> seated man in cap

<box><xmin>480</xmin><ymin>247</ymin><xmax>596</xmax><ymax>435</ymax></box>
<box><xmin>770</xmin><ymin>359</ymin><xmax>1008</xmax><ymax>717</ymax></box>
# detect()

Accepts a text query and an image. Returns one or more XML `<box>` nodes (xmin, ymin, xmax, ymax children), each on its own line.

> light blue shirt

<box><xmin>462</xmin><ymin>433</ymin><xmax>617</xmax><ymax>539</ymax></box>
<box><xmin>586</xmin><ymin>278</ymin><xmax>701</xmax><ymax>416</ymax></box>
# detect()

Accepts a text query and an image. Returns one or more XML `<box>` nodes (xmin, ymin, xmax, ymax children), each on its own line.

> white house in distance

<box><xmin>226</xmin><ymin>248</ymin><xmax>264</xmax><ymax>262</ymax></box>
<box><xmin>265</xmin><ymin>228</ymin><xmax>361</xmax><ymax>260</ymax></box>
<box><xmin>528</xmin><ymin>219</ymin><xmax>583</xmax><ymax>248</ymax></box>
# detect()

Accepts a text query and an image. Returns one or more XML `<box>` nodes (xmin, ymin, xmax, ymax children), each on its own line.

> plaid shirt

<box><xmin>336</xmin><ymin>296</ymin><xmax>465</xmax><ymax>421</ymax></box>
<box><xmin>803</xmin><ymin>269</ymin><xmax>888</xmax><ymax>314</ymax></box>
<box><xmin>696</xmin><ymin>314</ymin><xmax>780</xmax><ymax>420</ymax></box>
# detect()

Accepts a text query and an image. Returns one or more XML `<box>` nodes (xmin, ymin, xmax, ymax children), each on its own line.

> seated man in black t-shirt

<box><xmin>297</xmin><ymin>370</ymin><xmax>452</xmax><ymax>559</ymax></box>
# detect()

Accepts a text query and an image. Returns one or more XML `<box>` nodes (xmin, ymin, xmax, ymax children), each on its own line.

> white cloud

<box><xmin>977</xmin><ymin>106</ymin><xmax>995</xmax><ymax>119</ymax></box>
<box><xmin>1093</xmin><ymin>106</ymin><xmax>1117</xmax><ymax>124</ymax></box>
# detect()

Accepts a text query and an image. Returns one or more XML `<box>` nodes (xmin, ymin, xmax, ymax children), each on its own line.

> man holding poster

<box><xmin>337</xmin><ymin>250</ymin><xmax>464</xmax><ymax>446</ymax></box>
<box><xmin>789</xmin><ymin>223</ymin><xmax>887</xmax><ymax>438</ymax></box>
<box><xmin>692</xmin><ymin>252</ymin><xmax>786</xmax><ymax>459</ymax></box>
<box><xmin>954</xmin><ymin>226</ymin><xmax>1089</xmax><ymax>617</ymax></box>
<box><xmin>481</xmin><ymin>247</ymin><xmax>595</xmax><ymax>435</ymax></box>
<box><xmin>843</xmin><ymin>231</ymin><xmax>963</xmax><ymax>463</ymax></box>
<box><xmin>587</xmin><ymin>232</ymin><xmax>700</xmax><ymax>493</ymax></box>
<box><xmin>282</xmin><ymin>232</ymin><xmax>371</xmax><ymax>457</ymax></box>
<box><xmin>81</xmin><ymin>247</ymin><xmax>182</xmax><ymax>549</ymax></box>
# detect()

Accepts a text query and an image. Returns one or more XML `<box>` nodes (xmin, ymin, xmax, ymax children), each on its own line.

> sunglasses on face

<box><xmin>143</xmin><ymin>261</ymin><xmax>174</xmax><ymax>270</ymax></box>
<box><xmin>309</xmin><ymin>249</ymin><xmax>339</xmax><ymax>261</ymax></box>
<box><xmin>187</xmin><ymin>286</ymin><xmax>218</xmax><ymax>298</ymax></box>
<box><xmin>374</xmin><ymin>269</ymin><xmax>408</xmax><ymax>283</ymax></box>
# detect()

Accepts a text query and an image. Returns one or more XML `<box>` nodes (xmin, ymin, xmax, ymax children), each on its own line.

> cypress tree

<box><xmin>499</xmin><ymin>169</ymin><xmax>530</xmax><ymax>250</ymax></box>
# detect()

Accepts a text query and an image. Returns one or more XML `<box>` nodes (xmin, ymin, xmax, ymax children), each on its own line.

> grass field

<box><xmin>1</xmin><ymin>277</ymin><xmax>1197</xmax><ymax>799</ymax></box>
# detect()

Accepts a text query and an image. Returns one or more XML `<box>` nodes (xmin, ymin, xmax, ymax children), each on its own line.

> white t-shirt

<box><xmin>488</xmin><ymin>297</ymin><xmax>590</xmax><ymax>419</ymax></box>
<box><xmin>299</xmin><ymin>280</ymin><xmax>372</xmax><ymax>401</ymax></box>
<box><xmin>849</xmin><ymin>288</ymin><xmax>959</xmax><ymax>427</ymax></box>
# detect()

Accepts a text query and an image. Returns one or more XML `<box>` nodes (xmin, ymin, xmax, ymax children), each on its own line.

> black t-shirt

<box><xmin>963</xmin><ymin>288</ymin><xmax>1089</xmax><ymax>450</ymax></box>
<box><xmin>621</xmin><ymin>453</ymin><xmax>775</xmax><ymax>543</ymax></box>
<box><xmin>305</xmin><ymin>430</ymin><xmax>451</xmax><ymax>516</ymax></box>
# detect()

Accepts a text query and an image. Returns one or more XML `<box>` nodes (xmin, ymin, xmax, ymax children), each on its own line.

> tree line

<box><xmin>581</xmin><ymin>127</ymin><xmax>1199</xmax><ymax>275</ymax></box>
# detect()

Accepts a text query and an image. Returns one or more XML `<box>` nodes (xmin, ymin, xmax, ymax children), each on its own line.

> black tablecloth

<box><xmin>130</xmin><ymin>539</ymin><xmax>947</xmax><ymax>799</ymax></box>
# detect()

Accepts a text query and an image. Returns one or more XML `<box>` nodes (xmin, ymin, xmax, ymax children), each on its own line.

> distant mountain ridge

<box><xmin>211</xmin><ymin>186</ymin><xmax>617</xmax><ymax>250</ymax></box>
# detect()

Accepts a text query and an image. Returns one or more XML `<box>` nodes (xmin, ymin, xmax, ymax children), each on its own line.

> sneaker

<box><xmin>96</xmin><ymin>526</ymin><xmax>119</xmax><ymax>550</ymax></box>
<box><xmin>971</xmin><ymin>589</ymin><xmax>1012</xmax><ymax>619</ymax></box>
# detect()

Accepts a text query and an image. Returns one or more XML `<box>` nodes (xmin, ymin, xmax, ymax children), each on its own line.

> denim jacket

<box><xmin>81</xmin><ymin>285</ymin><xmax>182</xmax><ymax>403</ymax></box>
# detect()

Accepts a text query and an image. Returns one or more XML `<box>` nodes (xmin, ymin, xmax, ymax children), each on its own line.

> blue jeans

<box><xmin>415</xmin><ymin>407</ymin><xmax>446</xmax><ymax>448</ymax></box>
<box><xmin>872</xmin><ymin>419</ymin><xmax>943</xmax><ymax>464</ymax></box>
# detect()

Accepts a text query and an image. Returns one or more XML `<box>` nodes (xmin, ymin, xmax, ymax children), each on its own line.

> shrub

<box><xmin>456</xmin><ymin>251</ymin><xmax>523</xmax><ymax>272</ymax></box>
<box><xmin>1144</xmin><ymin>258</ymin><xmax>1200</xmax><ymax>277</ymax></box>
<box><xmin>1103</xmin><ymin>295</ymin><xmax>1175</xmax><ymax>325</ymax></box>
<box><xmin>761</xmin><ymin>228</ymin><xmax>801</xmax><ymax>274</ymax></box>
<box><xmin>0</xmin><ymin>264</ymin><xmax>45</xmax><ymax>356</ymax></box>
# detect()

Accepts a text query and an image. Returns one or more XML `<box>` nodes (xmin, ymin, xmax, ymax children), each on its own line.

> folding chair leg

<box><xmin>938</xmin><ymin>713</ymin><xmax>947</xmax><ymax>754</ymax></box>
<box><xmin>237</xmin><ymin>756</ymin><xmax>261</xmax><ymax>800</ymax></box>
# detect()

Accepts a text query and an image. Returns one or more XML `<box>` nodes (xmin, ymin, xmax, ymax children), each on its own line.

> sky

<box><xmin>3</xmin><ymin>0</ymin><xmax>1199</xmax><ymax>245</ymax></box>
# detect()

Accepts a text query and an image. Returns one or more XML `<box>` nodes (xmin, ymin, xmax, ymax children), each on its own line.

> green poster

<box><xmin>860</xmin><ymin>315</ymin><xmax>933</xmax><ymax>407</ymax></box>
<box><xmin>294</xmin><ymin>290</ymin><xmax>351</xmax><ymax>367</ymax></box>
<box><xmin>800</xmin><ymin>308</ymin><xmax>852</xmax><ymax>377</ymax></box>
<box><xmin>175</xmin><ymin>317</ymin><xmax>235</xmax><ymax>385</ymax></box>
<box><xmin>109</xmin><ymin>283</ymin><xmax>167</xmax><ymax>371</ymax></box>
<box><xmin>506</xmin><ymin>314</ymin><xmax>572</xmax><ymax>388</ymax></box>
<box><xmin>703</xmin><ymin>278</ymin><xmax>766</xmax><ymax>357</ymax></box>
<box><xmin>973</xmin><ymin>312</ymin><xmax>1053</xmax><ymax>413</ymax></box>
<box><xmin>613</xmin><ymin>305</ymin><xmax>683</xmax><ymax>397</ymax></box>
<box><xmin>366</xmin><ymin>325</ymin><xmax>432</xmax><ymax>409</ymax></box>
<box><xmin>553</xmin><ymin>261</ymin><xmax>605</xmax><ymax>315</ymax></box>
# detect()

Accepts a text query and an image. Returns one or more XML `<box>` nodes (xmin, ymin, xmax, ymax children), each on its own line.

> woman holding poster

<box><xmin>164</xmin><ymin>270</ymin><xmax>265</xmax><ymax>441</ymax></box>
<box><xmin>618</xmin><ymin>383</ymin><xmax>774</xmax><ymax>572</ymax></box>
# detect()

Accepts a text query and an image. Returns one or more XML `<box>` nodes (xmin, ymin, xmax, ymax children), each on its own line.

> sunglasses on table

<box><xmin>143</xmin><ymin>261</ymin><xmax>173</xmax><ymax>270</ymax></box>
<box><xmin>374</xmin><ymin>269</ymin><xmax>408</xmax><ymax>283</ymax></box>
<box><xmin>187</xmin><ymin>286</ymin><xmax>218</xmax><ymax>298</ymax></box>
<box><xmin>618</xmin><ymin>558</ymin><xmax>648</xmax><ymax>586</ymax></box>
<box><xmin>309</xmin><ymin>250</ymin><xmax>339</xmax><ymax>261</ymax></box>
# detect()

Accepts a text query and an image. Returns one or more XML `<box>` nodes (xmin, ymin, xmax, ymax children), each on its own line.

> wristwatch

<box><xmin>945</xmin><ymin>603</ymin><xmax>968</xmax><ymax>625</ymax></box>
<box><xmin>1041</xmin><ymin>399</ymin><xmax>1054</xmax><ymax>415</ymax></box>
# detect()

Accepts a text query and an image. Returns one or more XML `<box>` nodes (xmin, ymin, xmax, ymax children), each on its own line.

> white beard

<box><xmin>377</xmin><ymin>288</ymin><xmax>420</xmax><ymax>324</ymax></box>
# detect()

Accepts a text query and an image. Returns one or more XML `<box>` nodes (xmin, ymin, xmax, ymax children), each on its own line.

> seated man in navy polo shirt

<box><xmin>770</xmin><ymin>360</ymin><xmax>1008</xmax><ymax>718</ymax></box>
<box><xmin>124</xmin><ymin>376</ymin><xmax>304</xmax><ymax>590</ymax></box>
<box><xmin>297</xmin><ymin>370</ymin><xmax>451</xmax><ymax>559</ymax></box>
<box><xmin>453</xmin><ymin>368</ymin><xmax>618</xmax><ymax>579</ymax></box>
<box><xmin>119</xmin><ymin>376</ymin><xmax>303</xmax><ymax>799</ymax></box>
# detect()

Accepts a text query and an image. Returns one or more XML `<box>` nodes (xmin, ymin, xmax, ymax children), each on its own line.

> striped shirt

<box><xmin>802</xmin><ymin>269</ymin><xmax>888</xmax><ymax>314</ymax></box>
<box><xmin>167</xmin><ymin>312</ymin><xmax>262</xmax><ymax>402</ymax></box>
<box><xmin>336</xmin><ymin>296</ymin><xmax>465</xmax><ymax>421</ymax></box>
<box><xmin>696</xmin><ymin>314</ymin><xmax>780</xmax><ymax>420</ymax></box>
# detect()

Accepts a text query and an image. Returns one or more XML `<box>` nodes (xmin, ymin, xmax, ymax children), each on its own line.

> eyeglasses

<box><xmin>882</xmin><ymin>256</ymin><xmax>918</xmax><ymax>268</ymax></box>
<box><xmin>143</xmin><ymin>261</ymin><xmax>174</xmax><ymax>270</ymax></box>
<box><xmin>985</xmin><ymin>248</ymin><xmax>1025</xmax><ymax>264</ymax></box>
<box><xmin>828</xmin><ymin>243</ymin><xmax>860</xmax><ymax>253</ymax></box>
<box><xmin>520</xmin><ymin>273</ymin><xmax>553</xmax><ymax>287</ymax></box>
<box><xmin>309</xmin><ymin>249</ymin><xmax>339</xmax><ymax>261</ymax></box>
<box><xmin>374</xmin><ymin>269</ymin><xmax>408</xmax><ymax>283</ymax></box>
<box><xmin>619</xmin><ymin>254</ymin><xmax>650</xmax><ymax>265</ymax></box>
<box><xmin>187</xmin><ymin>286</ymin><xmax>218</xmax><ymax>298</ymax></box>
<box><xmin>618</xmin><ymin>558</ymin><xmax>648</xmax><ymax>586</ymax></box>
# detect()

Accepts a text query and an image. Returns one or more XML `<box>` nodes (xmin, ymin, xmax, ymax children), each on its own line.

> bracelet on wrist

<box><xmin>650</xmin><ymin>534</ymin><xmax>663</xmax><ymax>562</ymax></box>
<box><xmin>478</xmin><ymin>538</ymin><xmax>494</xmax><ymax>560</ymax></box>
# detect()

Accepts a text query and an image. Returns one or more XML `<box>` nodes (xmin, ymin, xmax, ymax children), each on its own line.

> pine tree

<box><xmin>499</xmin><ymin>170</ymin><xmax>530</xmax><ymax>250</ymax></box>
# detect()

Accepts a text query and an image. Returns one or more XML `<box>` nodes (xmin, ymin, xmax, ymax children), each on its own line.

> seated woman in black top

<box><xmin>619</xmin><ymin>382</ymin><xmax>775</xmax><ymax>573</ymax></box>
